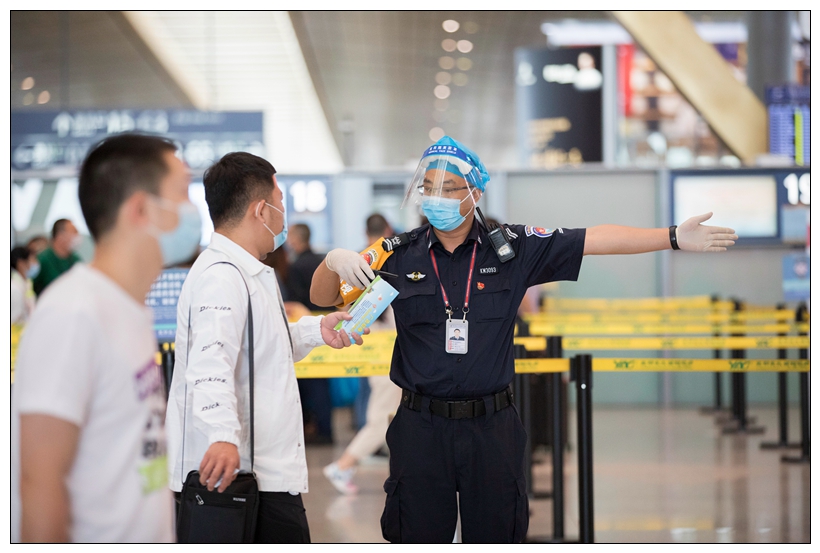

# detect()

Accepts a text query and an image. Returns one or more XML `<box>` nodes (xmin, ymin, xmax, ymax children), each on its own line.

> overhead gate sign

<box><xmin>11</xmin><ymin>110</ymin><xmax>264</xmax><ymax>171</ymax></box>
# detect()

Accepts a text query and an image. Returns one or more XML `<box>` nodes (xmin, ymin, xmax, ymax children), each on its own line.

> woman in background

<box><xmin>11</xmin><ymin>246</ymin><xmax>38</xmax><ymax>384</ymax></box>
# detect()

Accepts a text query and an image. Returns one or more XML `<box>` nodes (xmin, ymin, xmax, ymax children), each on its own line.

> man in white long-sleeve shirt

<box><xmin>165</xmin><ymin>152</ymin><xmax>365</xmax><ymax>543</ymax></box>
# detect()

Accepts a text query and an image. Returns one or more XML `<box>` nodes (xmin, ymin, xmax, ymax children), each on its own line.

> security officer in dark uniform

<box><xmin>310</xmin><ymin>136</ymin><xmax>738</xmax><ymax>543</ymax></box>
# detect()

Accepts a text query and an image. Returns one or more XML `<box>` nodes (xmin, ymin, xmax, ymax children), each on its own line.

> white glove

<box><xmin>325</xmin><ymin>248</ymin><xmax>375</xmax><ymax>290</ymax></box>
<box><xmin>676</xmin><ymin>212</ymin><xmax>738</xmax><ymax>252</ymax></box>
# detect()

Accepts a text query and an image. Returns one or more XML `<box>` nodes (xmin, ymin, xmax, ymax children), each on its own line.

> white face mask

<box><xmin>69</xmin><ymin>234</ymin><xmax>83</xmax><ymax>251</ymax></box>
<box><xmin>146</xmin><ymin>196</ymin><xmax>202</xmax><ymax>267</ymax></box>
<box><xmin>256</xmin><ymin>201</ymin><xmax>288</xmax><ymax>254</ymax></box>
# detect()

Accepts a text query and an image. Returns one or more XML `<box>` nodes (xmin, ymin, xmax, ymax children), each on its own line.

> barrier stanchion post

<box><xmin>549</xmin><ymin>336</ymin><xmax>565</xmax><ymax>540</ymax></box>
<box><xmin>761</xmin><ymin>302</ymin><xmax>801</xmax><ymax>450</ymax></box>
<box><xmin>529</xmin><ymin>335</ymin><xmax>553</xmax><ymax>502</ymax></box>
<box><xmin>783</xmin><ymin>303</ymin><xmax>810</xmax><ymax>464</ymax></box>
<box><xmin>574</xmin><ymin>354</ymin><xmax>594</xmax><ymax>543</ymax></box>
<box><xmin>526</xmin><ymin>336</ymin><xmax>566</xmax><ymax>545</ymax></box>
<box><xmin>719</xmin><ymin>299</ymin><xmax>741</xmax><ymax>427</ymax></box>
<box><xmin>523</xmin><ymin>368</ymin><xmax>533</xmax><ymax>496</ymax></box>
<box><xmin>161</xmin><ymin>342</ymin><xmax>173</xmax><ymax>400</ymax></box>
<box><xmin>513</xmin><ymin>344</ymin><xmax>532</xmax><ymax>501</ymax></box>
<box><xmin>701</xmin><ymin>295</ymin><xmax>725</xmax><ymax>415</ymax></box>
<box><xmin>723</xmin><ymin>300</ymin><xmax>765</xmax><ymax>435</ymax></box>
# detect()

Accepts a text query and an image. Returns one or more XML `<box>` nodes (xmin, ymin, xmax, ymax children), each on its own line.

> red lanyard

<box><xmin>429</xmin><ymin>241</ymin><xmax>478</xmax><ymax>319</ymax></box>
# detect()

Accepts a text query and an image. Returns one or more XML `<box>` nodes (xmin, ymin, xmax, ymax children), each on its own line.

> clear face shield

<box><xmin>402</xmin><ymin>153</ymin><xmax>480</xmax><ymax>231</ymax></box>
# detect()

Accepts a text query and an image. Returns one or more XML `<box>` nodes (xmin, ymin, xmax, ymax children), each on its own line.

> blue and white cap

<box><xmin>402</xmin><ymin>136</ymin><xmax>490</xmax><ymax>209</ymax></box>
<box><xmin>419</xmin><ymin>136</ymin><xmax>489</xmax><ymax>191</ymax></box>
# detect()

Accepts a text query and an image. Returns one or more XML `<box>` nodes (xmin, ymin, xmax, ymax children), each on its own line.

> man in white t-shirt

<box><xmin>11</xmin><ymin>133</ymin><xmax>202</xmax><ymax>542</ymax></box>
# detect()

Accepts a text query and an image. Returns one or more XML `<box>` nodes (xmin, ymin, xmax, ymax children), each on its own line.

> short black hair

<box><xmin>51</xmin><ymin>218</ymin><xmax>72</xmax><ymax>240</ymax></box>
<box><xmin>26</xmin><ymin>235</ymin><xmax>47</xmax><ymax>249</ymax></box>
<box><xmin>203</xmin><ymin>152</ymin><xmax>276</xmax><ymax>229</ymax></box>
<box><xmin>290</xmin><ymin>223</ymin><xmax>311</xmax><ymax>244</ymax></box>
<box><xmin>366</xmin><ymin>213</ymin><xmax>391</xmax><ymax>238</ymax></box>
<box><xmin>11</xmin><ymin>246</ymin><xmax>31</xmax><ymax>271</ymax></box>
<box><xmin>79</xmin><ymin>133</ymin><xmax>177</xmax><ymax>240</ymax></box>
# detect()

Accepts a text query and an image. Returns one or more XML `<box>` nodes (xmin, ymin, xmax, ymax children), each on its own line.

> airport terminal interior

<box><xmin>9</xmin><ymin>10</ymin><xmax>812</xmax><ymax>544</ymax></box>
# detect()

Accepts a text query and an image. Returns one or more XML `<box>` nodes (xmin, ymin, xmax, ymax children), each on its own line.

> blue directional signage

<box><xmin>146</xmin><ymin>269</ymin><xmax>189</xmax><ymax>343</ymax></box>
<box><xmin>11</xmin><ymin>110</ymin><xmax>264</xmax><ymax>171</ymax></box>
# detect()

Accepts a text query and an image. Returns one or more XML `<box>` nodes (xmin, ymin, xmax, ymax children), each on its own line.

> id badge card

<box><xmin>446</xmin><ymin>319</ymin><xmax>468</xmax><ymax>354</ymax></box>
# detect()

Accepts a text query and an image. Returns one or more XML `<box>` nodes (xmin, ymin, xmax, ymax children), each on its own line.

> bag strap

<box><xmin>181</xmin><ymin>261</ymin><xmax>255</xmax><ymax>485</ymax></box>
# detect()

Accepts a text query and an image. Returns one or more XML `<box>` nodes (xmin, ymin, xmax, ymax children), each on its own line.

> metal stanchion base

<box><xmin>721</xmin><ymin>424</ymin><xmax>766</xmax><ymax>435</ymax></box>
<box><xmin>781</xmin><ymin>454</ymin><xmax>810</xmax><ymax>464</ymax></box>
<box><xmin>716</xmin><ymin>414</ymin><xmax>757</xmax><ymax>425</ymax></box>
<box><xmin>760</xmin><ymin>441</ymin><xmax>802</xmax><ymax>450</ymax></box>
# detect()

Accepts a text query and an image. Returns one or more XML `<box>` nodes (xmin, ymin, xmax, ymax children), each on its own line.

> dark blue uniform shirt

<box><xmin>382</xmin><ymin>220</ymin><xmax>585</xmax><ymax>399</ymax></box>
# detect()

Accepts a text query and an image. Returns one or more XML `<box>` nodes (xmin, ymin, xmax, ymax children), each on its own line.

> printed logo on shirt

<box><xmin>194</xmin><ymin>376</ymin><xmax>228</xmax><ymax>386</ymax></box>
<box><xmin>134</xmin><ymin>359</ymin><xmax>168</xmax><ymax>494</ymax></box>
<box><xmin>202</xmin><ymin>402</ymin><xmax>220</xmax><ymax>411</ymax></box>
<box><xmin>200</xmin><ymin>305</ymin><xmax>231</xmax><ymax>312</ymax></box>
<box><xmin>406</xmin><ymin>272</ymin><xmax>427</xmax><ymax>282</ymax></box>
<box><xmin>134</xmin><ymin>360</ymin><xmax>164</xmax><ymax>401</ymax></box>
<box><xmin>479</xmin><ymin>267</ymin><xmax>497</xmax><ymax>274</ymax></box>
<box><xmin>201</xmin><ymin>340</ymin><xmax>224</xmax><ymax>352</ymax></box>
<box><xmin>340</xmin><ymin>282</ymin><xmax>355</xmax><ymax>295</ymax></box>
<box><xmin>525</xmin><ymin>226</ymin><xmax>554</xmax><ymax>238</ymax></box>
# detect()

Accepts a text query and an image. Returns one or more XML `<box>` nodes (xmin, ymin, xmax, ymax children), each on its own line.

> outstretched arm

<box><xmin>584</xmin><ymin>212</ymin><xmax>737</xmax><ymax>256</ymax></box>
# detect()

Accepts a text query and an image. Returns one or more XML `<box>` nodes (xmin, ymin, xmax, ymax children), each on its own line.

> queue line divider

<box><xmin>291</xmin><ymin>357</ymin><xmax>810</xmax><ymax>378</ymax></box>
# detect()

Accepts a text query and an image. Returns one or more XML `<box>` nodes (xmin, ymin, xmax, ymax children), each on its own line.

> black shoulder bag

<box><xmin>176</xmin><ymin>262</ymin><xmax>260</xmax><ymax>543</ymax></box>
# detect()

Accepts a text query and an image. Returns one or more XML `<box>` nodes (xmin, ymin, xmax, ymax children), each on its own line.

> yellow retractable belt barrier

<box><xmin>559</xmin><ymin>336</ymin><xmax>809</xmax><ymax>350</ymax></box>
<box><xmin>543</xmin><ymin>295</ymin><xmax>731</xmax><ymax>311</ymax></box>
<box><xmin>11</xmin><ymin>323</ymin><xmax>24</xmax><ymax>385</ymax></box>
<box><xmin>295</xmin><ymin>333</ymin><xmax>808</xmax><ymax>364</ymax></box>
<box><xmin>527</xmin><ymin>322</ymin><xmax>810</xmax><ymax>336</ymax></box>
<box><xmin>525</xmin><ymin>310</ymin><xmax>799</xmax><ymax>324</ymax></box>
<box><xmin>294</xmin><ymin>362</ymin><xmax>392</xmax><ymax>378</ymax></box>
<box><xmin>293</xmin><ymin>358</ymin><xmax>809</xmax><ymax>378</ymax></box>
<box><xmin>593</xmin><ymin>358</ymin><xmax>810</xmax><ymax>372</ymax></box>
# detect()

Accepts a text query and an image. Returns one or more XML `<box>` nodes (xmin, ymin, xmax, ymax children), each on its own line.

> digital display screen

<box><xmin>672</xmin><ymin>175</ymin><xmax>778</xmax><ymax>238</ymax></box>
<box><xmin>188</xmin><ymin>182</ymin><xmax>215</xmax><ymax>246</ymax></box>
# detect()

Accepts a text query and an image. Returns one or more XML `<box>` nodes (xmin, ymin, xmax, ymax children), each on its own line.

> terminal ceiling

<box><xmin>11</xmin><ymin>10</ymin><xmax>746</xmax><ymax>172</ymax></box>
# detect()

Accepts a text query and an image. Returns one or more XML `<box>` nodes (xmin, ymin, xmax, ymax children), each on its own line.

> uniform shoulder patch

<box><xmin>503</xmin><ymin>224</ymin><xmax>519</xmax><ymax>241</ymax></box>
<box><xmin>525</xmin><ymin>226</ymin><xmax>554</xmax><ymax>238</ymax></box>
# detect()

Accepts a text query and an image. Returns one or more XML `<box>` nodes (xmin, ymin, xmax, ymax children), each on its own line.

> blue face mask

<box><xmin>150</xmin><ymin>197</ymin><xmax>203</xmax><ymax>267</ymax></box>
<box><xmin>27</xmin><ymin>261</ymin><xmax>40</xmax><ymax>279</ymax></box>
<box><xmin>422</xmin><ymin>196</ymin><xmax>473</xmax><ymax>232</ymax></box>
<box><xmin>259</xmin><ymin>201</ymin><xmax>287</xmax><ymax>252</ymax></box>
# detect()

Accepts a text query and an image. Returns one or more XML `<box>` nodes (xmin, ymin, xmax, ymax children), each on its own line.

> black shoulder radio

<box><xmin>475</xmin><ymin>207</ymin><xmax>515</xmax><ymax>263</ymax></box>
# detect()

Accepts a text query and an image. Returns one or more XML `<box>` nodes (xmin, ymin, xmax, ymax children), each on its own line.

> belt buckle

<box><xmin>450</xmin><ymin>401</ymin><xmax>472</xmax><ymax>419</ymax></box>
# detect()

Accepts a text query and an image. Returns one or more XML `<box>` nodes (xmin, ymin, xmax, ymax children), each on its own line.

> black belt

<box><xmin>400</xmin><ymin>387</ymin><xmax>513</xmax><ymax>419</ymax></box>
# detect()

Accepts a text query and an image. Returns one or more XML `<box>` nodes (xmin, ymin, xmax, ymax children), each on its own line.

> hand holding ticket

<box><xmin>334</xmin><ymin>276</ymin><xmax>399</xmax><ymax>339</ymax></box>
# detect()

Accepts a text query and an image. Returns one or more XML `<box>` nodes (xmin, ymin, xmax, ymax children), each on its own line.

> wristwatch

<box><xmin>669</xmin><ymin>225</ymin><xmax>680</xmax><ymax>250</ymax></box>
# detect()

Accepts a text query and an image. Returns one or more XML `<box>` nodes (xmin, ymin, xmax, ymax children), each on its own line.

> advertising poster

<box><xmin>515</xmin><ymin>45</ymin><xmax>603</xmax><ymax>167</ymax></box>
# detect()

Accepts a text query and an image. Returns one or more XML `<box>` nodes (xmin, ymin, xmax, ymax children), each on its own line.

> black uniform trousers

<box><xmin>380</xmin><ymin>394</ymin><xmax>529</xmax><ymax>543</ymax></box>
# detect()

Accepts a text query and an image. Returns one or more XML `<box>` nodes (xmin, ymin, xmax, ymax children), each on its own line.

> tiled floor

<box><xmin>302</xmin><ymin>406</ymin><xmax>810</xmax><ymax>543</ymax></box>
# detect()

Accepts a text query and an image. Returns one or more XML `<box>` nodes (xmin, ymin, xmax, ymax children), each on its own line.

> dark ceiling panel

<box><xmin>10</xmin><ymin>11</ymin><xmax>194</xmax><ymax>111</ymax></box>
<box><xmin>291</xmin><ymin>10</ymin><xmax>614</xmax><ymax>168</ymax></box>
